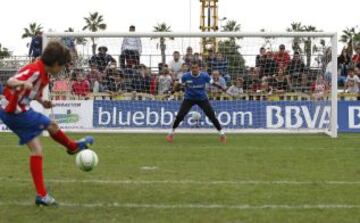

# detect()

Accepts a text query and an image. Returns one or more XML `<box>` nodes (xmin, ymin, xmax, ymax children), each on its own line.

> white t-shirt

<box><xmin>169</xmin><ymin>59</ymin><xmax>184</xmax><ymax>74</ymax></box>
<box><xmin>158</xmin><ymin>74</ymin><xmax>173</xmax><ymax>94</ymax></box>
<box><xmin>346</xmin><ymin>75</ymin><xmax>360</xmax><ymax>93</ymax></box>
<box><xmin>226</xmin><ymin>85</ymin><xmax>244</xmax><ymax>96</ymax></box>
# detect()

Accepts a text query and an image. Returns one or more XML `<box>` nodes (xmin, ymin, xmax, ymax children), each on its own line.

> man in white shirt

<box><xmin>169</xmin><ymin>51</ymin><xmax>184</xmax><ymax>77</ymax></box>
<box><xmin>345</xmin><ymin>67</ymin><xmax>360</xmax><ymax>93</ymax></box>
<box><xmin>120</xmin><ymin>25</ymin><xmax>142</xmax><ymax>68</ymax></box>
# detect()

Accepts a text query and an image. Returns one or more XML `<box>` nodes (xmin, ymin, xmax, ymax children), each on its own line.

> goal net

<box><xmin>42</xmin><ymin>32</ymin><xmax>338</xmax><ymax>137</ymax></box>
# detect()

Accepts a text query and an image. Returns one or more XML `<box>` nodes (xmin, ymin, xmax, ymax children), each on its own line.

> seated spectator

<box><xmin>52</xmin><ymin>73</ymin><xmax>70</xmax><ymax>99</ymax></box>
<box><xmin>273</xmin><ymin>44</ymin><xmax>290</xmax><ymax>69</ymax></box>
<box><xmin>86</xmin><ymin>63</ymin><xmax>105</xmax><ymax>92</ymax></box>
<box><xmin>183</xmin><ymin>46</ymin><xmax>194</xmax><ymax>67</ymax></box>
<box><xmin>158</xmin><ymin>68</ymin><xmax>173</xmax><ymax>95</ymax></box>
<box><xmin>28</xmin><ymin>31</ymin><xmax>42</xmax><ymax>59</ymax></box>
<box><xmin>311</xmin><ymin>74</ymin><xmax>329</xmax><ymax>100</ymax></box>
<box><xmin>72</xmin><ymin>72</ymin><xmax>90</xmax><ymax>97</ymax></box>
<box><xmin>120</xmin><ymin>25</ymin><xmax>142</xmax><ymax>68</ymax></box>
<box><xmin>149</xmin><ymin>73</ymin><xmax>158</xmax><ymax>95</ymax></box>
<box><xmin>105</xmin><ymin>71</ymin><xmax>126</xmax><ymax>93</ymax></box>
<box><xmin>169</xmin><ymin>51</ymin><xmax>184</xmax><ymax>76</ymax></box>
<box><xmin>193</xmin><ymin>52</ymin><xmax>204</xmax><ymax>69</ymax></box>
<box><xmin>176</xmin><ymin>63</ymin><xmax>189</xmax><ymax>80</ymax></box>
<box><xmin>345</xmin><ymin>67</ymin><xmax>359</xmax><ymax>93</ymax></box>
<box><xmin>227</xmin><ymin>78</ymin><xmax>244</xmax><ymax>97</ymax></box>
<box><xmin>244</xmin><ymin>67</ymin><xmax>261</xmax><ymax>92</ymax></box>
<box><xmin>104</xmin><ymin>60</ymin><xmax>120</xmax><ymax>88</ymax></box>
<box><xmin>209</xmin><ymin>70</ymin><xmax>226</xmax><ymax>96</ymax></box>
<box><xmin>286</xmin><ymin>51</ymin><xmax>306</xmax><ymax>87</ymax></box>
<box><xmin>260</xmin><ymin>78</ymin><xmax>272</xmax><ymax>94</ymax></box>
<box><xmin>352</xmin><ymin>46</ymin><xmax>360</xmax><ymax>68</ymax></box>
<box><xmin>89</xmin><ymin>46</ymin><xmax>116</xmax><ymax>72</ymax></box>
<box><xmin>270</xmin><ymin>68</ymin><xmax>290</xmax><ymax>93</ymax></box>
<box><xmin>255</xmin><ymin>47</ymin><xmax>266</xmax><ymax>67</ymax></box>
<box><xmin>132</xmin><ymin>64</ymin><xmax>151</xmax><ymax>93</ymax></box>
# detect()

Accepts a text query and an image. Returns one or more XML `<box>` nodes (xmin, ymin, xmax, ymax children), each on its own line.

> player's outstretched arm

<box><xmin>7</xmin><ymin>78</ymin><xmax>33</xmax><ymax>90</ymax></box>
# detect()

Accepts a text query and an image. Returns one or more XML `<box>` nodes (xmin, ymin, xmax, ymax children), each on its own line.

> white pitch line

<box><xmin>0</xmin><ymin>202</ymin><xmax>359</xmax><ymax>210</ymax></box>
<box><xmin>1</xmin><ymin>178</ymin><xmax>360</xmax><ymax>185</ymax></box>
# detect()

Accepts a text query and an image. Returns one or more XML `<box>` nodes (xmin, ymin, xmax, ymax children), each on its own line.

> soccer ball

<box><xmin>76</xmin><ymin>149</ymin><xmax>99</xmax><ymax>172</ymax></box>
<box><xmin>192</xmin><ymin>111</ymin><xmax>201</xmax><ymax>121</ymax></box>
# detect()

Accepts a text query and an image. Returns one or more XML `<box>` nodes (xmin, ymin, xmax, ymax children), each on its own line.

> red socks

<box><xmin>50</xmin><ymin>130</ymin><xmax>77</xmax><ymax>152</ymax></box>
<box><xmin>30</xmin><ymin>155</ymin><xmax>47</xmax><ymax>197</ymax></box>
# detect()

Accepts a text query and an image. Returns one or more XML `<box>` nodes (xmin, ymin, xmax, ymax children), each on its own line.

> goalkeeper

<box><xmin>166</xmin><ymin>60</ymin><xmax>226</xmax><ymax>143</ymax></box>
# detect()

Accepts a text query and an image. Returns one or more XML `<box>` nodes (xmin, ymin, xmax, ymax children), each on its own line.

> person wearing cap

<box><xmin>120</xmin><ymin>25</ymin><xmax>142</xmax><ymax>68</ymax></box>
<box><xmin>89</xmin><ymin>46</ymin><xmax>115</xmax><ymax>72</ymax></box>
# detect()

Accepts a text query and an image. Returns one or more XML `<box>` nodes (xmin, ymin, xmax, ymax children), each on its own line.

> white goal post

<box><xmin>42</xmin><ymin>32</ymin><xmax>338</xmax><ymax>137</ymax></box>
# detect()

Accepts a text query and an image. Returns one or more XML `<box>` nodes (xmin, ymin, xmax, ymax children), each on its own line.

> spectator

<box><xmin>132</xmin><ymin>65</ymin><xmax>151</xmax><ymax>93</ymax></box>
<box><xmin>226</xmin><ymin>78</ymin><xmax>244</xmax><ymax>97</ymax></box>
<box><xmin>120</xmin><ymin>25</ymin><xmax>142</xmax><ymax>68</ymax></box>
<box><xmin>209</xmin><ymin>52</ymin><xmax>229</xmax><ymax>83</ymax></box>
<box><xmin>209</xmin><ymin>70</ymin><xmax>226</xmax><ymax>96</ymax></box>
<box><xmin>169</xmin><ymin>51</ymin><xmax>184</xmax><ymax>75</ymax></box>
<box><xmin>255</xmin><ymin>47</ymin><xmax>266</xmax><ymax>67</ymax></box>
<box><xmin>52</xmin><ymin>73</ymin><xmax>70</xmax><ymax>99</ymax></box>
<box><xmin>86</xmin><ymin>63</ymin><xmax>104</xmax><ymax>92</ymax></box>
<box><xmin>261</xmin><ymin>51</ymin><xmax>277</xmax><ymax>78</ymax></box>
<box><xmin>105</xmin><ymin>71</ymin><xmax>126</xmax><ymax>93</ymax></box>
<box><xmin>245</xmin><ymin>67</ymin><xmax>261</xmax><ymax>92</ymax></box>
<box><xmin>28</xmin><ymin>31</ymin><xmax>42</xmax><ymax>59</ymax></box>
<box><xmin>338</xmin><ymin>48</ymin><xmax>351</xmax><ymax>77</ymax></box>
<box><xmin>158</xmin><ymin>68</ymin><xmax>172</xmax><ymax>95</ymax></box>
<box><xmin>205</xmin><ymin>49</ymin><xmax>217</xmax><ymax>74</ymax></box>
<box><xmin>149</xmin><ymin>73</ymin><xmax>158</xmax><ymax>95</ymax></box>
<box><xmin>176</xmin><ymin>63</ymin><xmax>189</xmax><ymax>80</ymax></box>
<box><xmin>352</xmin><ymin>46</ymin><xmax>360</xmax><ymax>68</ymax></box>
<box><xmin>273</xmin><ymin>44</ymin><xmax>290</xmax><ymax>69</ymax></box>
<box><xmin>72</xmin><ymin>72</ymin><xmax>90</xmax><ymax>97</ymax></box>
<box><xmin>345</xmin><ymin>67</ymin><xmax>359</xmax><ymax>93</ymax></box>
<box><xmin>89</xmin><ymin>46</ymin><xmax>116</xmax><ymax>72</ymax></box>
<box><xmin>311</xmin><ymin>74</ymin><xmax>329</xmax><ymax>100</ymax></box>
<box><xmin>62</xmin><ymin>31</ymin><xmax>77</xmax><ymax>61</ymax></box>
<box><xmin>183</xmin><ymin>46</ymin><xmax>194</xmax><ymax>67</ymax></box>
<box><xmin>286</xmin><ymin>51</ymin><xmax>306</xmax><ymax>87</ymax></box>
<box><xmin>193</xmin><ymin>52</ymin><xmax>204</xmax><ymax>69</ymax></box>
<box><xmin>270</xmin><ymin>68</ymin><xmax>290</xmax><ymax>93</ymax></box>
<box><xmin>0</xmin><ymin>82</ymin><xmax>3</xmax><ymax>95</ymax></box>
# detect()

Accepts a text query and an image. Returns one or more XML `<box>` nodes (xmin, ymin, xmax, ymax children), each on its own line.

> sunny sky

<box><xmin>0</xmin><ymin>0</ymin><xmax>359</xmax><ymax>55</ymax></box>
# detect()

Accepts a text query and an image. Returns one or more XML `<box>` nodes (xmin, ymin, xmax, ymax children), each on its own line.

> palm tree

<box><xmin>82</xmin><ymin>12</ymin><xmax>107</xmax><ymax>55</ymax></box>
<box><xmin>0</xmin><ymin>43</ymin><xmax>11</xmax><ymax>58</ymax></box>
<box><xmin>221</xmin><ymin>20</ymin><xmax>241</xmax><ymax>42</ymax></box>
<box><xmin>152</xmin><ymin>23</ymin><xmax>173</xmax><ymax>64</ymax></box>
<box><xmin>286</xmin><ymin>22</ymin><xmax>304</xmax><ymax>53</ymax></box>
<box><xmin>340</xmin><ymin>27</ymin><xmax>357</xmax><ymax>56</ymax></box>
<box><xmin>21</xmin><ymin>22</ymin><xmax>43</xmax><ymax>39</ymax></box>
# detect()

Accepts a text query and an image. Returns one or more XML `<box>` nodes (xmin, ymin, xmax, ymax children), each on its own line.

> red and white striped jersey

<box><xmin>1</xmin><ymin>60</ymin><xmax>49</xmax><ymax>114</ymax></box>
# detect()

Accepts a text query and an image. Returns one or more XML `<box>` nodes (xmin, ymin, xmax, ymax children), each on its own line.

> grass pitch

<box><xmin>0</xmin><ymin>133</ymin><xmax>359</xmax><ymax>223</ymax></box>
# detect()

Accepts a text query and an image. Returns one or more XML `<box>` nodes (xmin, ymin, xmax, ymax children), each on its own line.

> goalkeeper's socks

<box><xmin>219</xmin><ymin>130</ymin><xmax>225</xmax><ymax>135</ymax></box>
<box><xmin>169</xmin><ymin>129</ymin><xmax>175</xmax><ymax>135</ymax></box>
<box><xmin>50</xmin><ymin>130</ymin><xmax>77</xmax><ymax>152</ymax></box>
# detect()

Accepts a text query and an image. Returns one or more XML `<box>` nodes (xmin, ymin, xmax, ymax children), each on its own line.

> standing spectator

<box><xmin>210</xmin><ymin>52</ymin><xmax>229</xmax><ymax>83</ymax></box>
<box><xmin>345</xmin><ymin>67</ymin><xmax>359</xmax><ymax>93</ymax></box>
<box><xmin>226</xmin><ymin>78</ymin><xmax>244</xmax><ymax>97</ymax></box>
<box><xmin>273</xmin><ymin>44</ymin><xmax>290</xmax><ymax>69</ymax></box>
<box><xmin>261</xmin><ymin>51</ymin><xmax>277</xmax><ymax>78</ymax></box>
<box><xmin>183</xmin><ymin>46</ymin><xmax>194</xmax><ymax>67</ymax></box>
<box><xmin>28</xmin><ymin>31</ymin><xmax>42</xmax><ymax>59</ymax></box>
<box><xmin>311</xmin><ymin>74</ymin><xmax>329</xmax><ymax>100</ymax></box>
<box><xmin>86</xmin><ymin>63</ymin><xmax>104</xmax><ymax>92</ymax></box>
<box><xmin>338</xmin><ymin>48</ymin><xmax>351</xmax><ymax>85</ymax></box>
<box><xmin>72</xmin><ymin>72</ymin><xmax>90</xmax><ymax>97</ymax></box>
<box><xmin>158</xmin><ymin>68</ymin><xmax>173</xmax><ymax>95</ymax></box>
<box><xmin>120</xmin><ymin>25</ymin><xmax>142</xmax><ymax>68</ymax></box>
<box><xmin>193</xmin><ymin>53</ymin><xmax>204</xmax><ymax>69</ymax></box>
<box><xmin>352</xmin><ymin>46</ymin><xmax>360</xmax><ymax>68</ymax></box>
<box><xmin>255</xmin><ymin>47</ymin><xmax>267</xmax><ymax>67</ymax></box>
<box><xmin>89</xmin><ymin>46</ymin><xmax>115</xmax><ymax>72</ymax></box>
<box><xmin>286</xmin><ymin>51</ymin><xmax>306</xmax><ymax>87</ymax></box>
<box><xmin>176</xmin><ymin>63</ymin><xmax>189</xmax><ymax>80</ymax></box>
<box><xmin>205</xmin><ymin>49</ymin><xmax>217</xmax><ymax>74</ymax></box>
<box><xmin>52</xmin><ymin>73</ymin><xmax>70</xmax><ymax>100</ymax></box>
<box><xmin>169</xmin><ymin>51</ymin><xmax>184</xmax><ymax>75</ymax></box>
<box><xmin>209</xmin><ymin>70</ymin><xmax>226</xmax><ymax>96</ymax></box>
